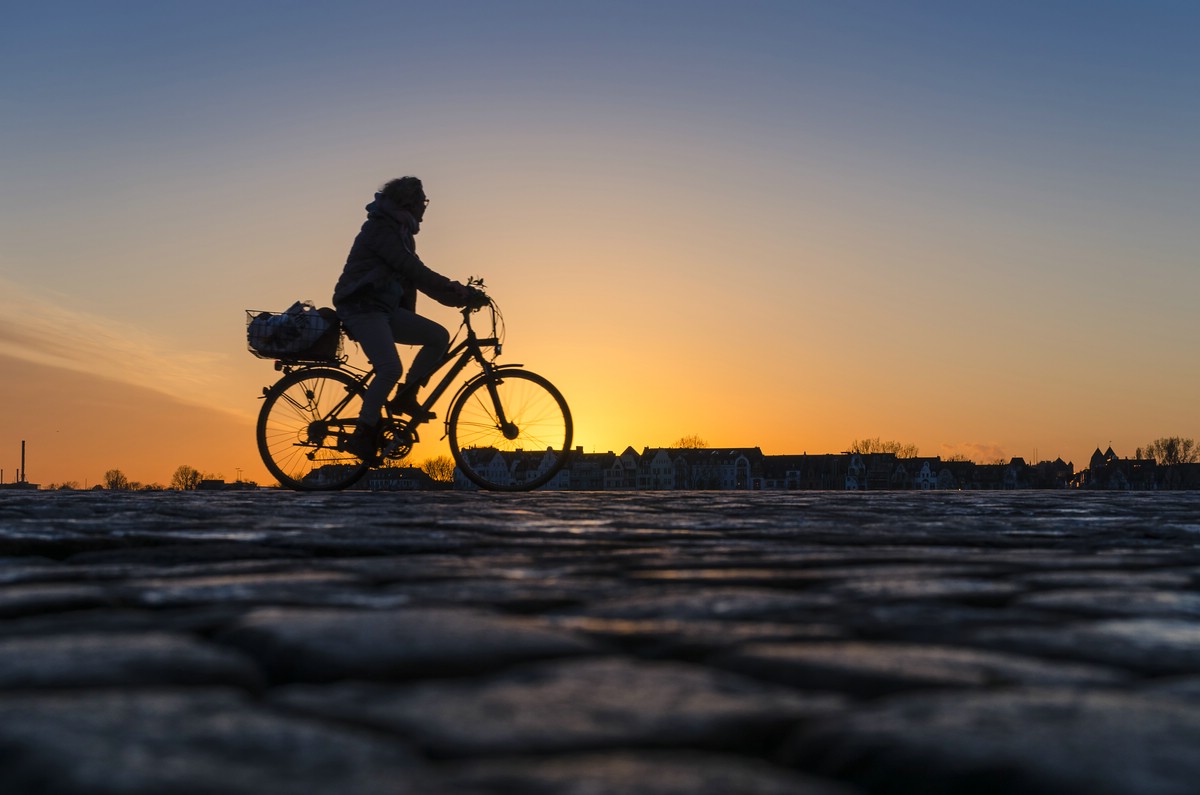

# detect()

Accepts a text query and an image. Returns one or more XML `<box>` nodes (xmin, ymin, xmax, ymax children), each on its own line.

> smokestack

<box><xmin>20</xmin><ymin>440</ymin><xmax>25</xmax><ymax>484</ymax></box>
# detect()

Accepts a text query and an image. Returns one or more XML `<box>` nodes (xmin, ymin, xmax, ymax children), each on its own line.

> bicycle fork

<box><xmin>478</xmin><ymin>366</ymin><xmax>519</xmax><ymax>440</ymax></box>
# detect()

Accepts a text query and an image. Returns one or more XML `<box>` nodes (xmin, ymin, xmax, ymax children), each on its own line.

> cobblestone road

<box><xmin>2</xmin><ymin>490</ymin><xmax>1199</xmax><ymax>794</ymax></box>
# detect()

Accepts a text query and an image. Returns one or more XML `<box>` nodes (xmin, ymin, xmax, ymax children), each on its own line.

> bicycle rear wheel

<box><xmin>449</xmin><ymin>368</ymin><xmax>572</xmax><ymax>491</ymax></box>
<box><xmin>257</xmin><ymin>367</ymin><xmax>370</xmax><ymax>491</ymax></box>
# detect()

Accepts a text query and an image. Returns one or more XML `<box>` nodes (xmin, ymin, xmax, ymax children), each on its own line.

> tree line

<box><xmin>39</xmin><ymin>465</ymin><xmax>225</xmax><ymax>491</ymax></box>
<box><xmin>1134</xmin><ymin>437</ymin><xmax>1199</xmax><ymax>466</ymax></box>
<box><xmin>44</xmin><ymin>457</ymin><xmax>459</xmax><ymax>491</ymax></box>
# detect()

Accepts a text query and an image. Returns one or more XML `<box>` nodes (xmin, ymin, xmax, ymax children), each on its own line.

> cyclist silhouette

<box><xmin>333</xmin><ymin>176</ymin><xmax>482</xmax><ymax>460</ymax></box>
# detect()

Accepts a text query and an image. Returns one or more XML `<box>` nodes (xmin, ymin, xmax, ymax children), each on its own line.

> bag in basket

<box><xmin>247</xmin><ymin>301</ymin><xmax>340</xmax><ymax>360</ymax></box>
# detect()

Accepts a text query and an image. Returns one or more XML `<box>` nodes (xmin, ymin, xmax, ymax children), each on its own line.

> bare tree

<box><xmin>170</xmin><ymin>465</ymin><xmax>204</xmax><ymax>490</ymax></box>
<box><xmin>419</xmin><ymin>455</ymin><xmax>456</xmax><ymax>483</ymax></box>
<box><xmin>103</xmin><ymin>469</ymin><xmax>130</xmax><ymax>490</ymax></box>
<box><xmin>671</xmin><ymin>434</ymin><xmax>709</xmax><ymax>449</ymax></box>
<box><xmin>850</xmin><ymin>437</ymin><xmax>920</xmax><ymax>458</ymax></box>
<box><xmin>1138</xmin><ymin>437</ymin><xmax>1199</xmax><ymax>466</ymax></box>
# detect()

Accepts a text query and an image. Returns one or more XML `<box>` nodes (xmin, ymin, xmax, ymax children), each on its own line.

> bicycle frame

<box><xmin>409</xmin><ymin>306</ymin><xmax>518</xmax><ymax>436</ymax></box>
<box><xmin>288</xmin><ymin>304</ymin><xmax>516</xmax><ymax>443</ymax></box>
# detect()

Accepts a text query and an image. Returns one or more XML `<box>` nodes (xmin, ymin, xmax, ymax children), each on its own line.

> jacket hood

<box><xmin>365</xmin><ymin>193</ymin><xmax>420</xmax><ymax>234</ymax></box>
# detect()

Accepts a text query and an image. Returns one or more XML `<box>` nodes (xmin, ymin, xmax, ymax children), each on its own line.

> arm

<box><xmin>371</xmin><ymin>222</ymin><xmax>474</xmax><ymax>308</ymax></box>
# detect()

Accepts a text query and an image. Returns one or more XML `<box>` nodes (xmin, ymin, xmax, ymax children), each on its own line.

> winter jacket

<box><xmin>332</xmin><ymin>193</ymin><xmax>468</xmax><ymax>316</ymax></box>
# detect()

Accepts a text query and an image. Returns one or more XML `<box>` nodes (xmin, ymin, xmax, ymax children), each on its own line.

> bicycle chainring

<box><xmin>379</xmin><ymin>421</ymin><xmax>418</xmax><ymax>461</ymax></box>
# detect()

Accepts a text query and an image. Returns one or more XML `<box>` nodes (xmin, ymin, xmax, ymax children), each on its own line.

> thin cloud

<box><xmin>0</xmin><ymin>277</ymin><xmax>239</xmax><ymax>415</ymax></box>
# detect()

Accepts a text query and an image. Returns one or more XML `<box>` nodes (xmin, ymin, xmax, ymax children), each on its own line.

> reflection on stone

<box><xmin>0</xmin><ymin>490</ymin><xmax>1199</xmax><ymax>793</ymax></box>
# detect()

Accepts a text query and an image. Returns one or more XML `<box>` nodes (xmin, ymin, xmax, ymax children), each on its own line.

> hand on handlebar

<box><xmin>465</xmin><ymin>286</ymin><xmax>490</xmax><ymax>310</ymax></box>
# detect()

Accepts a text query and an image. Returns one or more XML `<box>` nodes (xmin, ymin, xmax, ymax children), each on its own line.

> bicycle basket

<box><xmin>246</xmin><ymin>303</ymin><xmax>344</xmax><ymax>362</ymax></box>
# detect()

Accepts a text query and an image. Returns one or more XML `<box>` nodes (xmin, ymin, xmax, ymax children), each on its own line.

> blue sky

<box><xmin>2</xmin><ymin>1</ymin><xmax>1198</xmax><ymax>483</ymax></box>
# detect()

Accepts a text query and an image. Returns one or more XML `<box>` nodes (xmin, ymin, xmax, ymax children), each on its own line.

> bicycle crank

<box><xmin>380</xmin><ymin>421</ymin><xmax>418</xmax><ymax>461</ymax></box>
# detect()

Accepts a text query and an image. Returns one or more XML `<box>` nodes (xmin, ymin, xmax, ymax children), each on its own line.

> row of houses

<box><xmin>1077</xmin><ymin>446</ymin><xmax>1200</xmax><ymax>490</ymax></box>
<box><xmin>448</xmin><ymin>445</ymin><xmax>1200</xmax><ymax>491</ymax></box>
<box><xmin>450</xmin><ymin>446</ymin><xmax>1079</xmax><ymax>491</ymax></box>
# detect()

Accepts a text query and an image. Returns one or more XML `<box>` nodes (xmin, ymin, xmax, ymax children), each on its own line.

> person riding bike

<box><xmin>332</xmin><ymin>176</ymin><xmax>484</xmax><ymax>461</ymax></box>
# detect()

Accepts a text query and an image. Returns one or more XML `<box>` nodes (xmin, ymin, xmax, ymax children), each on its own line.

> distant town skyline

<box><xmin>9</xmin><ymin>431</ymin><xmax>1192</xmax><ymax>492</ymax></box>
<box><xmin>18</xmin><ymin>441</ymin><xmax>1196</xmax><ymax>493</ymax></box>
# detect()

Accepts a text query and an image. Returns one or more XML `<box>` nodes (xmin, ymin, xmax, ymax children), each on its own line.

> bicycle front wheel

<box><xmin>257</xmin><ymin>367</ymin><xmax>370</xmax><ymax>491</ymax></box>
<box><xmin>449</xmin><ymin>369</ymin><xmax>572</xmax><ymax>491</ymax></box>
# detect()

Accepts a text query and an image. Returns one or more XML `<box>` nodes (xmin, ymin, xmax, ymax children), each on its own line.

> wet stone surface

<box><xmin>1</xmin><ymin>490</ymin><xmax>1199</xmax><ymax>794</ymax></box>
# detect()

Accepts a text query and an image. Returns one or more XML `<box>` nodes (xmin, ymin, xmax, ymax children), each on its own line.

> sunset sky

<box><xmin>3</xmin><ymin>1</ymin><xmax>1198</xmax><ymax>487</ymax></box>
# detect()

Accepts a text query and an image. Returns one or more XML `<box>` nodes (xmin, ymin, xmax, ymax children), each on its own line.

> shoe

<box><xmin>387</xmin><ymin>385</ymin><xmax>436</xmax><ymax>421</ymax></box>
<box><xmin>345</xmin><ymin>422</ymin><xmax>380</xmax><ymax>463</ymax></box>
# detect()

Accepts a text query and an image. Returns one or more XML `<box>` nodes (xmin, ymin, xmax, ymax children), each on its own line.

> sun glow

<box><xmin>4</xmin><ymin>4</ymin><xmax>1198</xmax><ymax>486</ymax></box>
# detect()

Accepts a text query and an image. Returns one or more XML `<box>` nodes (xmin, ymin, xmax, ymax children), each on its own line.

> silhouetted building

<box><xmin>666</xmin><ymin>448</ymin><xmax>763</xmax><ymax>489</ymax></box>
<box><xmin>367</xmin><ymin>467</ymin><xmax>444</xmax><ymax>491</ymax></box>
<box><xmin>454</xmin><ymin>448</ymin><xmax>570</xmax><ymax>490</ymax></box>
<box><xmin>197</xmin><ymin>479</ymin><xmax>259</xmax><ymax>491</ymax></box>
<box><xmin>565</xmin><ymin>448</ymin><xmax>616</xmax><ymax>490</ymax></box>
<box><xmin>1078</xmin><ymin>447</ymin><xmax>1156</xmax><ymax>490</ymax></box>
<box><xmin>1033</xmin><ymin>458</ymin><xmax>1075</xmax><ymax>489</ymax></box>
<box><xmin>1163</xmin><ymin>463</ymin><xmax>1200</xmax><ymax>490</ymax></box>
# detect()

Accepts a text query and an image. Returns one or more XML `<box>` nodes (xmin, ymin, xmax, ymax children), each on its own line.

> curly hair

<box><xmin>380</xmin><ymin>176</ymin><xmax>425</xmax><ymax>210</ymax></box>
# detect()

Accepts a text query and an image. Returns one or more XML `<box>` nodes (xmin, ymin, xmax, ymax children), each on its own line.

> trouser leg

<box><xmin>388</xmin><ymin>309</ymin><xmax>450</xmax><ymax>388</ymax></box>
<box><xmin>341</xmin><ymin>312</ymin><xmax>403</xmax><ymax>426</ymax></box>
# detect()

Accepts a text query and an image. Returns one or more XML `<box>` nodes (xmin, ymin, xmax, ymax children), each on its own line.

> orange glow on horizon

<box><xmin>4</xmin><ymin>6</ymin><xmax>1198</xmax><ymax>486</ymax></box>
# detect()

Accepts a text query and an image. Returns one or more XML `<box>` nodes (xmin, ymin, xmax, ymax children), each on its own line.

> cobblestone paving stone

<box><xmin>1</xmin><ymin>490</ymin><xmax>1199</xmax><ymax>794</ymax></box>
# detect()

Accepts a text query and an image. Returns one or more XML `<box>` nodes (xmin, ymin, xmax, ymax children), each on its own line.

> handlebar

<box><xmin>466</xmin><ymin>291</ymin><xmax>491</xmax><ymax>311</ymax></box>
<box><xmin>462</xmin><ymin>275</ymin><xmax>491</xmax><ymax>312</ymax></box>
<box><xmin>459</xmin><ymin>277</ymin><xmax>503</xmax><ymax>355</ymax></box>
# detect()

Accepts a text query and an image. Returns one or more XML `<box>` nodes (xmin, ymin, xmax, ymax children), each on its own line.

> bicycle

<box><xmin>249</xmin><ymin>280</ymin><xmax>573</xmax><ymax>491</ymax></box>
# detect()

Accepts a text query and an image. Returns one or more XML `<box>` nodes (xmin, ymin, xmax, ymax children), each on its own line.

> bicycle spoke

<box><xmin>256</xmin><ymin>368</ymin><xmax>369</xmax><ymax>491</ymax></box>
<box><xmin>449</xmin><ymin>369</ymin><xmax>572</xmax><ymax>491</ymax></box>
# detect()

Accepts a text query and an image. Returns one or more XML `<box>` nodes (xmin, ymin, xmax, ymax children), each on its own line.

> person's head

<box><xmin>381</xmin><ymin>176</ymin><xmax>428</xmax><ymax>221</ymax></box>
